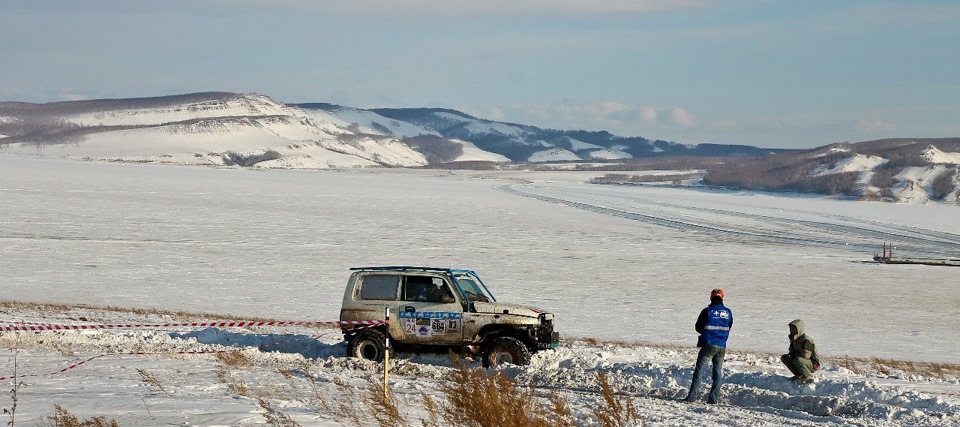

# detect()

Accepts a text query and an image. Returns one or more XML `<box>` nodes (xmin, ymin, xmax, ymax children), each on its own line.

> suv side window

<box><xmin>359</xmin><ymin>274</ymin><xmax>399</xmax><ymax>300</ymax></box>
<box><xmin>403</xmin><ymin>275</ymin><xmax>435</xmax><ymax>302</ymax></box>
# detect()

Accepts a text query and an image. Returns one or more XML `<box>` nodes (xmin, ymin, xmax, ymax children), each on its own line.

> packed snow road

<box><xmin>500</xmin><ymin>182</ymin><xmax>960</xmax><ymax>258</ymax></box>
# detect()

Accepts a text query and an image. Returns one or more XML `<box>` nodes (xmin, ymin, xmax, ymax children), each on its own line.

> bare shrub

<box><xmin>589</xmin><ymin>172</ymin><xmax>703</xmax><ymax>185</ymax></box>
<box><xmin>827</xmin><ymin>355</ymin><xmax>960</xmax><ymax>380</ymax></box>
<box><xmin>930</xmin><ymin>167</ymin><xmax>957</xmax><ymax>200</ymax></box>
<box><xmin>222</xmin><ymin>150</ymin><xmax>282</xmax><ymax>166</ymax></box>
<box><xmin>320</xmin><ymin>378</ymin><xmax>364</xmax><ymax>427</ymax></box>
<box><xmin>136</xmin><ymin>368</ymin><xmax>170</xmax><ymax>396</ymax></box>
<box><xmin>401</xmin><ymin>136</ymin><xmax>464</xmax><ymax>164</ymax></box>
<box><xmin>215</xmin><ymin>366</ymin><xmax>248</xmax><ymax>396</ymax></box>
<box><xmin>870</xmin><ymin>165</ymin><xmax>901</xmax><ymax>188</ymax></box>
<box><xmin>3</xmin><ymin>331</ymin><xmax>24</xmax><ymax>426</ymax></box>
<box><xmin>424</xmin><ymin>357</ymin><xmax>577</xmax><ymax>427</ymax></box>
<box><xmin>362</xmin><ymin>377</ymin><xmax>413</xmax><ymax>427</ymax></box>
<box><xmin>258</xmin><ymin>398</ymin><xmax>302</xmax><ymax>427</ymax></box>
<box><xmin>46</xmin><ymin>405</ymin><xmax>120</xmax><ymax>427</ymax></box>
<box><xmin>593</xmin><ymin>371</ymin><xmax>641</xmax><ymax>427</ymax></box>
<box><xmin>216</xmin><ymin>350</ymin><xmax>253</xmax><ymax>368</ymax></box>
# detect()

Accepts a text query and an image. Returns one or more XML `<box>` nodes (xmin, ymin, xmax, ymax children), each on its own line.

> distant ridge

<box><xmin>1</xmin><ymin>92</ymin><xmax>957</xmax><ymax>204</ymax></box>
<box><xmin>0</xmin><ymin>92</ymin><xmax>241</xmax><ymax>115</ymax></box>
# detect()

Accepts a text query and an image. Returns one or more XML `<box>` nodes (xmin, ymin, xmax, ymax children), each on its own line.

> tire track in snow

<box><xmin>499</xmin><ymin>184</ymin><xmax>960</xmax><ymax>258</ymax></box>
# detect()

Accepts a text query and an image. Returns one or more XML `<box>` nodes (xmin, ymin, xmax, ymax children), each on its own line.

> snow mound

<box><xmin>816</xmin><ymin>153</ymin><xmax>887</xmax><ymax>176</ymax></box>
<box><xmin>565</xmin><ymin>137</ymin><xmax>603</xmax><ymax>151</ymax></box>
<box><xmin>923</xmin><ymin>146</ymin><xmax>960</xmax><ymax>165</ymax></box>
<box><xmin>4</xmin><ymin>322</ymin><xmax>958</xmax><ymax>426</ymax></box>
<box><xmin>529</xmin><ymin>147</ymin><xmax>581</xmax><ymax>162</ymax></box>
<box><xmin>450</xmin><ymin>139</ymin><xmax>510</xmax><ymax>162</ymax></box>
<box><xmin>588</xmin><ymin>148</ymin><xmax>632</xmax><ymax>160</ymax></box>
<box><xmin>894</xmin><ymin>165</ymin><xmax>957</xmax><ymax>204</ymax></box>
<box><xmin>315</xmin><ymin>107</ymin><xmax>441</xmax><ymax>139</ymax></box>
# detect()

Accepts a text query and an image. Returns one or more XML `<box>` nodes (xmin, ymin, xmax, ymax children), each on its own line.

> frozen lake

<box><xmin>2</xmin><ymin>155</ymin><xmax>959</xmax><ymax>363</ymax></box>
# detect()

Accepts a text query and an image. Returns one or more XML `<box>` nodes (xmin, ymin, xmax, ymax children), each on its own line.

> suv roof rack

<box><xmin>349</xmin><ymin>266</ymin><xmax>478</xmax><ymax>275</ymax></box>
<box><xmin>350</xmin><ymin>266</ymin><xmax>450</xmax><ymax>272</ymax></box>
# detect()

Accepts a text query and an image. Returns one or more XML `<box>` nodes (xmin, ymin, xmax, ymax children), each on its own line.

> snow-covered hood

<box><xmin>472</xmin><ymin>301</ymin><xmax>554</xmax><ymax>321</ymax></box>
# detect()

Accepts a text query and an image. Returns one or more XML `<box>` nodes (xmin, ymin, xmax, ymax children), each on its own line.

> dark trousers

<box><xmin>685</xmin><ymin>345</ymin><xmax>726</xmax><ymax>403</ymax></box>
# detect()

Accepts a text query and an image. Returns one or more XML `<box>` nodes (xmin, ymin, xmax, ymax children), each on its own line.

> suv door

<box><xmin>395</xmin><ymin>274</ymin><xmax>464</xmax><ymax>345</ymax></box>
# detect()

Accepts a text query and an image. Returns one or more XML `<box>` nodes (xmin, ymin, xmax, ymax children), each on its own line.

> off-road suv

<box><xmin>339</xmin><ymin>266</ymin><xmax>559</xmax><ymax>367</ymax></box>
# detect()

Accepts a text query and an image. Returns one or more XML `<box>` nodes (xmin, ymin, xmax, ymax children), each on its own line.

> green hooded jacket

<box><xmin>788</xmin><ymin>319</ymin><xmax>821</xmax><ymax>370</ymax></box>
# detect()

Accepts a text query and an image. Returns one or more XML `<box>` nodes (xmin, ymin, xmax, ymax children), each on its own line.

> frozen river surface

<box><xmin>2</xmin><ymin>156</ymin><xmax>959</xmax><ymax>363</ymax></box>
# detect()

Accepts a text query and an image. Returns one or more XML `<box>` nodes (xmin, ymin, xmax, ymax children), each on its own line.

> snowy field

<box><xmin>2</xmin><ymin>155</ymin><xmax>959</xmax><ymax>426</ymax></box>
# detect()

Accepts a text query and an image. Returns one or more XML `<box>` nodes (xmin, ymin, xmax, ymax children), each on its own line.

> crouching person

<box><xmin>781</xmin><ymin>319</ymin><xmax>821</xmax><ymax>384</ymax></box>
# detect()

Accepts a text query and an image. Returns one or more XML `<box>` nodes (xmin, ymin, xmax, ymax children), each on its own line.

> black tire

<box><xmin>482</xmin><ymin>336</ymin><xmax>531</xmax><ymax>367</ymax></box>
<box><xmin>346</xmin><ymin>329</ymin><xmax>387</xmax><ymax>362</ymax></box>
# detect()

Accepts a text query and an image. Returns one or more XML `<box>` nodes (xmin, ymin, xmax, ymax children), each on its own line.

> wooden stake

<box><xmin>383</xmin><ymin>307</ymin><xmax>390</xmax><ymax>398</ymax></box>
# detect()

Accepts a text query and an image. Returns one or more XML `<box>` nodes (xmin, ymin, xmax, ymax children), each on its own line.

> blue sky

<box><xmin>3</xmin><ymin>0</ymin><xmax>959</xmax><ymax>149</ymax></box>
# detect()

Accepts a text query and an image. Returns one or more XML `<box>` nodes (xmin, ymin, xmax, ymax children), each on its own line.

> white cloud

<box><xmin>854</xmin><ymin>119</ymin><xmax>896</xmax><ymax>133</ymax></box>
<box><xmin>641</xmin><ymin>106</ymin><xmax>658</xmax><ymax>124</ymax></box>
<box><xmin>488</xmin><ymin>107</ymin><xmax>506</xmax><ymax>121</ymax></box>
<box><xmin>671</xmin><ymin>107</ymin><xmax>697</xmax><ymax>127</ymax></box>
<box><xmin>463</xmin><ymin>102</ymin><xmax>710</xmax><ymax>140</ymax></box>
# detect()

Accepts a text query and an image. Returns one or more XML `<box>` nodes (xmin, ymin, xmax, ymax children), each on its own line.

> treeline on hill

<box><xmin>401</xmin><ymin>136</ymin><xmax>464</xmax><ymax>164</ymax></box>
<box><xmin>0</xmin><ymin>92</ymin><xmax>239</xmax><ymax>117</ymax></box>
<box><xmin>702</xmin><ymin>138</ymin><xmax>960</xmax><ymax>198</ymax></box>
<box><xmin>0</xmin><ymin>92</ymin><xmax>244</xmax><ymax>146</ymax></box>
<box><xmin>702</xmin><ymin>151</ymin><xmax>862</xmax><ymax>196</ymax></box>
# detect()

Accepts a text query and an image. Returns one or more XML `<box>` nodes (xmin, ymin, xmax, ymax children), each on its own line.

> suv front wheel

<box><xmin>347</xmin><ymin>329</ymin><xmax>388</xmax><ymax>362</ymax></box>
<box><xmin>482</xmin><ymin>336</ymin><xmax>531</xmax><ymax>367</ymax></box>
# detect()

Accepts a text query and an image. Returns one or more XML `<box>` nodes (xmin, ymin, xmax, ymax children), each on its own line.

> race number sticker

<box><xmin>445</xmin><ymin>319</ymin><xmax>460</xmax><ymax>334</ymax></box>
<box><xmin>431</xmin><ymin>319</ymin><xmax>446</xmax><ymax>335</ymax></box>
<box><xmin>399</xmin><ymin>312</ymin><xmax>463</xmax><ymax>336</ymax></box>
<box><xmin>415</xmin><ymin>318</ymin><xmax>432</xmax><ymax>337</ymax></box>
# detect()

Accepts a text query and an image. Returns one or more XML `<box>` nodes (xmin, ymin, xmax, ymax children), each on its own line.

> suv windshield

<box><xmin>452</xmin><ymin>272</ymin><xmax>494</xmax><ymax>303</ymax></box>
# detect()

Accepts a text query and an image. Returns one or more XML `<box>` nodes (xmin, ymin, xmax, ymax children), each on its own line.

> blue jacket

<box><xmin>696</xmin><ymin>303</ymin><xmax>732</xmax><ymax>348</ymax></box>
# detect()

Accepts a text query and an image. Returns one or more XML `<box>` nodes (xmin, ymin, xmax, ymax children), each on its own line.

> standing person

<box><xmin>684</xmin><ymin>288</ymin><xmax>733</xmax><ymax>404</ymax></box>
<box><xmin>781</xmin><ymin>319</ymin><xmax>820</xmax><ymax>384</ymax></box>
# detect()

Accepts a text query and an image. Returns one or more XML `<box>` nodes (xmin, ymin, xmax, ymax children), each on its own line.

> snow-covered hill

<box><xmin>0</xmin><ymin>93</ymin><xmax>446</xmax><ymax>168</ymax></box>
<box><xmin>701</xmin><ymin>139</ymin><xmax>960</xmax><ymax>205</ymax></box>
<box><xmin>0</xmin><ymin>92</ymin><xmax>783</xmax><ymax>168</ymax></box>
<box><xmin>2</xmin><ymin>93</ymin><xmax>958</xmax><ymax>205</ymax></box>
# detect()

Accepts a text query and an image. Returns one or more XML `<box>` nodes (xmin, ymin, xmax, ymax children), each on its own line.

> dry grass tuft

<box><xmin>215</xmin><ymin>366</ymin><xmax>248</xmax><ymax>396</ymax></box>
<box><xmin>307</xmin><ymin>355</ymin><xmax>642</xmax><ymax>427</ymax></box>
<box><xmin>422</xmin><ymin>356</ymin><xmax>577</xmax><ymax>427</ymax></box>
<box><xmin>136</xmin><ymin>368</ymin><xmax>170</xmax><ymax>396</ymax></box>
<box><xmin>572</xmin><ymin>337</ymin><xmax>684</xmax><ymax>351</ymax></box>
<box><xmin>216</xmin><ymin>350</ymin><xmax>253</xmax><ymax>368</ymax></box>
<box><xmin>831</xmin><ymin>356</ymin><xmax>960</xmax><ymax>380</ymax></box>
<box><xmin>593</xmin><ymin>371</ymin><xmax>642</xmax><ymax>427</ymax></box>
<box><xmin>321</xmin><ymin>378</ymin><xmax>365</xmax><ymax>427</ymax></box>
<box><xmin>46</xmin><ymin>405</ymin><xmax>119</xmax><ymax>427</ymax></box>
<box><xmin>258</xmin><ymin>398</ymin><xmax>302</xmax><ymax>427</ymax></box>
<box><xmin>361</xmin><ymin>377</ymin><xmax>413</xmax><ymax>427</ymax></box>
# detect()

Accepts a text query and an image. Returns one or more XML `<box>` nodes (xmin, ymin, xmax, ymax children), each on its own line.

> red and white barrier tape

<box><xmin>0</xmin><ymin>319</ymin><xmax>388</xmax><ymax>382</ymax></box>
<box><xmin>0</xmin><ymin>331</ymin><xmax>338</xmax><ymax>382</ymax></box>
<box><xmin>0</xmin><ymin>348</ymin><xmax>301</xmax><ymax>382</ymax></box>
<box><xmin>0</xmin><ymin>354</ymin><xmax>104</xmax><ymax>382</ymax></box>
<box><xmin>0</xmin><ymin>319</ymin><xmax>386</xmax><ymax>332</ymax></box>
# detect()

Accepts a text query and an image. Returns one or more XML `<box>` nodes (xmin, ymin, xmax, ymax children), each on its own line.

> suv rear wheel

<box><xmin>347</xmin><ymin>329</ymin><xmax>387</xmax><ymax>362</ymax></box>
<box><xmin>482</xmin><ymin>336</ymin><xmax>531</xmax><ymax>367</ymax></box>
